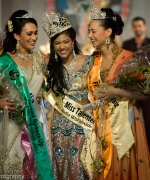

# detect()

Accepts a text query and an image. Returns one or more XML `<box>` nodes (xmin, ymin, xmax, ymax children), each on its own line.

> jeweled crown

<box><xmin>42</xmin><ymin>11</ymin><xmax>72</xmax><ymax>39</ymax></box>
<box><xmin>16</xmin><ymin>11</ymin><xmax>32</xmax><ymax>18</ymax></box>
<box><xmin>91</xmin><ymin>5</ymin><xmax>116</xmax><ymax>21</ymax></box>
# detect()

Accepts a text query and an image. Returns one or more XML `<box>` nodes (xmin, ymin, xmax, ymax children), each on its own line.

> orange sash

<box><xmin>88</xmin><ymin>49</ymin><xmax>133</xmax><ymax>178</ymax></box>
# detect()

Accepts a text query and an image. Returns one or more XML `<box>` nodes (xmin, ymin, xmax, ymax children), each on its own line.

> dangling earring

<box><xmin>55</xmin><ymin>51</ymin><xmax>58</xmax><ymax>62</ymax></box>
<box><xmin>16</xmin><ymin>40</ymin><xmax>20</xmax><ymax>52</ymax></box>
<box><xmin>72</xmin><ymin>46</ymin><xmax>76</xmax><ymax>60</ymax></box>
<box><xmin>106</xmin><ymin>36</ymin><xmax>110</xmax><ymax>50</ymax></box>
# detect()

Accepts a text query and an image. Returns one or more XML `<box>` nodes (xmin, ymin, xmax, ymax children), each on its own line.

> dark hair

<box><xmin>98</xmin><ymin>8</ymin><xmax>124</xmax><ymax>40</ymax></box>
<box><xmin>3</xmin><ymin>10</ymin><xmax>38</xmax><ymax>53</ymax></box>
<box><xmin>47</xmin><ymin>27</ymin><xmax>82</xmax><ymax>96</ymax></box>
<box><xmin>132</xmin><ymin>17</ymin><xmax>146</xmax><ymax>25</ymax></box>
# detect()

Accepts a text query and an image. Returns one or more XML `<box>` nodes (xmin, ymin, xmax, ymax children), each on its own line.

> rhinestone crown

<box><xmin>91</xmin><ymin>5</ymin><xmax>116</xmax><ymax>21</ymax></box>
<box><xmin>42</xmin><ymin>11</ymin><xmax>72</xmax><ymax>39</ymax></box>
<box><xmin>16</xmin><ymin>11</ymin><xmax>32</xmax><ymax>18</ymax></box>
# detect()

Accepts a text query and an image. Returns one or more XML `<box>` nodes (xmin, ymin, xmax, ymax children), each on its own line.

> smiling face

<box><xmin>88</xmin><ymin>20</ymin><xmax>111</xmax><ymax>49</ymax></box>
<box><xmin>14</xmin><ymin>22</ymin><xmax>38</xmax><ymax>53</ymax></box>
<box><xmin>53</xmin><ymin>33</ymin><xmax>74</xmax><ymax>59</ymax></box>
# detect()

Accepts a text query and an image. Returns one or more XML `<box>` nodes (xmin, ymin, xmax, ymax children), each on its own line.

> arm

<box><xmin>94</xmin><ymin>86</ymin><xmax>147</xmax><ymax>101</ymax></box>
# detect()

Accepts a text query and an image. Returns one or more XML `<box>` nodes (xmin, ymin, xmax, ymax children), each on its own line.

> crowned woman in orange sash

<box><xmin>87</xmin><ymin>6</ymin><xmax>150</xmax><ymax>180</ymax></box>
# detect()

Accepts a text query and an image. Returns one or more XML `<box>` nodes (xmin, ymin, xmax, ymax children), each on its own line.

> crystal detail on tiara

<box><xmin>91</xmin><ymin>5</ymin><xmax>106</xmax><ymax>20</ymax></box>
<box><xmin>91</xmin><ymin>5</ymin><xmax>116</xmax><ymax>21</ymax></box>
<box><xmin>42</xmin><ymin>11</ymin><xmax>72</xmax><ymax>39</ymax></box>
<box><xmin>16</xmin><ymin>11</ymin><xmax>32</xmax><ymax>18</ymax></box>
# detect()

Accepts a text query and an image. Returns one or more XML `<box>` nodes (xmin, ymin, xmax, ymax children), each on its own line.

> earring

<box><xmin>106</xmin><ymin>36</ymin><xmax>110</xmax><ymax>50</ymax></box>
<box><xmin>72</xmin><ymin>46</ymin><xmax>76</xmax><ymax>60</ymax></box>
<box><xmin>55</xmin><ymin>51</ymin><xmax>58</xmax><ymax>62</ymax></box>
<box><xmin>16</xmin><ymin>40</ymin><xmax>20</xmax><ymax>52</ymax></box>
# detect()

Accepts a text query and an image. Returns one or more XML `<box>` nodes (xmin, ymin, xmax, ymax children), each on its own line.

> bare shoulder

<box><xmin>76</xmin><ymin>54</ymin><xmax>88</xmax><ymax>61</ymax></box>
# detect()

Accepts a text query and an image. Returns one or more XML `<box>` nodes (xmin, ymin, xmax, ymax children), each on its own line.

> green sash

<box><xmin>0</xmin><ymin>53</ymin><xmax>54</xmax><ymax>180</ymax></box>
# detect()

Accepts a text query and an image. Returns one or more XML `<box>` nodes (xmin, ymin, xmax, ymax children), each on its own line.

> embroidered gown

<box><xmin>88</xmin><ymin>47</ymin><xmax>150</xmax><ymax>180</ymax></box>
<box><xmin>51</xmin><ymin>55</ymin><xmax>93</xmax><ymax>180</ymax></box>
<box><xmin>0</xmin><ymin>51</ymin><xmax>44</xmax><ymax>178</ymax></box>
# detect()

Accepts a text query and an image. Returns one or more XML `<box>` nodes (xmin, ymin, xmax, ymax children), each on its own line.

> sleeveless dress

<box><xmin>88</xmin><ymin>47</ymin><xmax>150</xmax><ymax>180</ymax></box>
<box><xmin>51</xmin><ymin>55</ymin><xmax>93</xmax><ymax>180</ymax></box>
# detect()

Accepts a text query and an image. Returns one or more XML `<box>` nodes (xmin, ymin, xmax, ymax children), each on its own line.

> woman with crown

<box><xmin>0</xmin><ymin>10</ymin><xmax>53</xmax><ymax>179</ymax></box>
<box><xmin>85</xmin><ymin>5</ymin><xmax>150</xmax><ymax>180</ymax></box>
<box><xmin>42</xmin><ymin>11</ymin><xmax>94</xmax><ymax>180</ymax></box>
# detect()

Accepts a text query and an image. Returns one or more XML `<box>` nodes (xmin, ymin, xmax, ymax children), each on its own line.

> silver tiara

<box><xmin>16</xmin><ymin>11</ymin><xmax>32</xmax><ymax>18</ymax></box>
<box><xmin>42</xmin><ymin>11</ymin><xmax>72</xmax><ymax>39</ymax></box>
<box><xmin>91</xmin><ymin>5</ymin><xmax>116</xmax><ymax>21</ymax></box>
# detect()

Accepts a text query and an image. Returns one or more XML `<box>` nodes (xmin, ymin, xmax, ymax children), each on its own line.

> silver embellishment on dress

<box><xmin>63</xmin><ymin>52</ymin><xmax>77</xmax><ymax>75</ymax></box>
<box><xmin>19</xmin><ymin>51</ymin><xmax>42</xmax><ymax>83</ymax></box>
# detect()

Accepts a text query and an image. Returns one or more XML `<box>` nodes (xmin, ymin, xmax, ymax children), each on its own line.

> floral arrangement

<box><xmin>0</xmin><ymin>72</ymin><xmax>25</xmax><ymax>126</ymax></box>
<box><xmin>112</xmin><ymin>45</ymin><xmax>150</xmax><ymax>96</ymax></box>
<box><xmin>113</xmin><ymin>66</ymin><xmax>150</xmax><ymax>95</ymax></box>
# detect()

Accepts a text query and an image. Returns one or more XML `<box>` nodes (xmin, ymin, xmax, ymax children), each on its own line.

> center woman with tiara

<box><xmin>42</xmin><ymin>11</ymin><xmax>94</xmax><ymax>180</ymax></box>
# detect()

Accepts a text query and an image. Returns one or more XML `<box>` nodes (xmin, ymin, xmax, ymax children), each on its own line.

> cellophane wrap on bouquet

<box><xmin>0</xmin><ymin>29</ymin><xmax>6</xmax><ymax>54</ymax></box>
<box><xmin>111</xmin><ymin>45</ymin><xmax>150</xmax><ymax>95</ymax></box>
<box><xmin>0</xmin><ymin>70</ymin><xmax>25</xmax><ymax>125</ymax></box>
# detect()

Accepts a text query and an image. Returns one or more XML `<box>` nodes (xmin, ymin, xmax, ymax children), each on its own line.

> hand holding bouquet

<box><xmin>0</xmin><ymin>70</ymin><xmax>25</xmax><ymax>126</ymax></box>
<box><xmin>112</xmin><ymin>45</ymin><xmax>150</xmax><ymax>96</ymax></box>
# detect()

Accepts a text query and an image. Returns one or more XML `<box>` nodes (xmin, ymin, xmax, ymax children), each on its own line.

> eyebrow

<box><xmin>26</xmin><ymin>30</ymin><xmax>38</xmax><ymax>33</ymax></box>
<box><xmin>89</xmin><ymin>28</ymin><xmax>96</xmax><ymax>31</ymax></box>
<box><xmin>54</xmin><ymin>39</ymin><xmax>70</xmax><ymax>42</ymax></box>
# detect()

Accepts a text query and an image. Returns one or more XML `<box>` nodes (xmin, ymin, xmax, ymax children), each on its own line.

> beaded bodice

<box><xmin>19</xmin><ymin>51</ymin><xmax>43</xmax><ymax>98</ymax></box>
<box><xmin>64</xmin><ymin>55</ymin><xmax>93</xmax><ymax>101</ymax></box>
<box><xmin>100</xmin><ymin>46</ymin><xmax>123</xmax><ymax>82</ymax></box>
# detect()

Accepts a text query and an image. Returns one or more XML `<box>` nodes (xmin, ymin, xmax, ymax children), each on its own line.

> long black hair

<box><xmin>3</xmin><ymin>10</ymin><xmax>38</xmax><ymax>53</ymax></box>
<box><xmin>98</xmin><ymin>8</ymin><xmax>124</xmax><ymax>41</ymax></box>
<box><xmin>47</xmin><ymin>27</ymin><xmax>82</xmax><ymax>96</ymax></box>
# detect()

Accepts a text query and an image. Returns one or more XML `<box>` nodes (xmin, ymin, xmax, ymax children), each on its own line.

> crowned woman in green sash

<box><xmin>0</xmin><ymin>10</ymin><xmax>53</xmax><ymax>179</ymax></box>
<box><xmin>42</xmin><ymin>11</ymin><xmax>94</xmax><ymax>180</ymax></box>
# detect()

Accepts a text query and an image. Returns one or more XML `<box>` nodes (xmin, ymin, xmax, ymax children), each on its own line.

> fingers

<box><xmin>6</xmin><ymin>98</ymin><xmax>15</xmax><ymax>103</ymax></box>
<box><xmin>6</xmin><ymin>101</ymin><xmax>17</xmax><ymax>111</ymax></box>
<box><xmin>94</xmin><ymin>91</ymin><xmax>108</xmax><ymax>101</ymax></box>
<box><xmin>8</xmin><ymin>106</ymin><xmax>17</xmax><ymax>111</ymax></box>
<box><xmin>2</xmin><ymin>97</ymin><xmax>15</xmax><ymax>103</ymax></box>
<box><xmin>6</xmin><ymin>102</ymin><xmax>16</xmax><ymax>106</ymax></box>
<box><xmin>0</xmin><ymin>98</ymin><xmax>17</xmax><ymax>111</ymax></box>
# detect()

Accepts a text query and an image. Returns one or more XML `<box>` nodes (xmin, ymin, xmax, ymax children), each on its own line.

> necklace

<box><xmin>63</xmin><ymin>54</ymin><xmax>77</xmax><ymax>74</ymax></box>
<box><xmin>100</xmin><ymin>45</ymin><xmax>123</xmax><ymax>81</ymax></box>
<box><xmin>16</xmin><ymin>50</ymin><xmax>33</xmax><ymax>61</ymax></box>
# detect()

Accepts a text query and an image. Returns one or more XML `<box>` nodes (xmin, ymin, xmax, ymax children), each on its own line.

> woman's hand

<box><xmin>93</xmin><ymin>86</ymin><xmax>117</xmax><ymax>101</ymax></box>
<box><xmin>42</xmin><ymin>53</ymin><xmax>50</xmax><ymax>65</ymax></box>
<box><xmin>0</xmin><ymin>98</ymin><xmax>16</xmax><ymax>112</ymax></box>
<box><xmin>93</xmin><ymin>86</ymin><xmax>148</xmax><ymax>101</ymax></box>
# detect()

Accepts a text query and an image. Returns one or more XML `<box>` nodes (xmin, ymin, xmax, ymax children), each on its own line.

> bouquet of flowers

<box><xmin>0</xmin><ymin>71</ymin><xmax>25</xmax><ymax>126</ymax></box>
<box><xmin>112</xmin><ymin>45</ymin><xmax>150</xmax><ymax>96</ymax></box>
